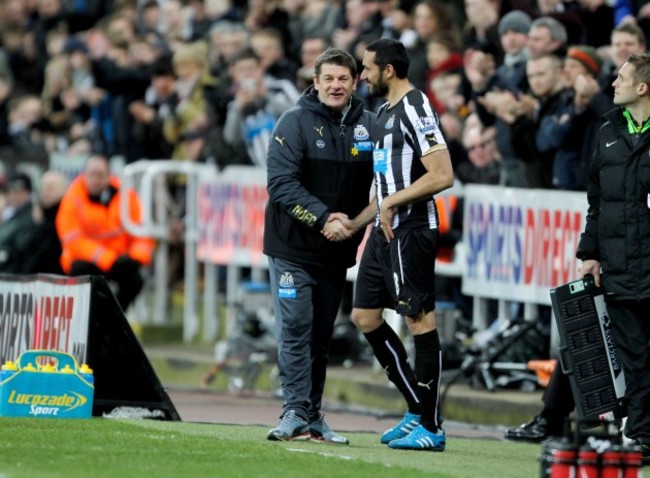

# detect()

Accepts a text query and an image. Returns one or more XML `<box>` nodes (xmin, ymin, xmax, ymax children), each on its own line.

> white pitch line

<box><xmin>286</xmin><ymin>447</ymin><xmax>353</xmax><ymax>460</ymax></box>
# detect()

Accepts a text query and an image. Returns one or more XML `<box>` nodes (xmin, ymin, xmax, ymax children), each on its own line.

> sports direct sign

<box><xmin>462</xmin><ymin>185</ymin><xmax>588</xmax><ymax>305</ymax></box>
<box><xmin>0</xmin><ymin>275</ymin><xmax>91</xmax><ymax>365</ymax></box>
<box><xmin>197</xmin><ymin>166</ymin><xmax>267</xmax><ymax>267</ymax></box>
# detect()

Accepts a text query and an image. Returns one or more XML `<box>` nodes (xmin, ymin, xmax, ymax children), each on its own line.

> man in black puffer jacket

<box><xmin>264</xmin><ymin>48</ymin><xmax>375</xmax><ymax>445</ymax></box>
<box><xmin>577</xmin><ymin>53</ymin><xmax>650</xmax><ymax>466</ymax></box>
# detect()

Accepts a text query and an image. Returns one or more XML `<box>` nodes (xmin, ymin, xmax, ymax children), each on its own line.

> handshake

<box><xmin>321</xmin><ymin>201</ymin><xmax>395</xmax><ymax>242</ymax></box>
<box><xmin>321</xmin><ymin>212</ymin><xmax>358</xmax><ymax>242</ymax></box>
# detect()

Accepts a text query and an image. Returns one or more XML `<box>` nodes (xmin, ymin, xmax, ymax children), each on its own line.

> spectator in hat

<box><xmin>527</xmin><ymin>16</ymin><xmax>568</xmax><ymax>59</ymax></box>
<box><xmin>0</xmin><ymin>172</ymin><xmax>38</xmax><ymax>273</ymax></box>
<box><xmin>566</xmin><ymin>44</ymin><xmax>603</xmax><ymax>79</ymax></box>
<box><xmin>495</xmin><ymin>10</ymin><xmax>532</xmax><ymax>92</ymax></box>
<box><xmin>498</xmin><ymin>9</ymin><xmax>533</xmax><ymax>38</ymax></box>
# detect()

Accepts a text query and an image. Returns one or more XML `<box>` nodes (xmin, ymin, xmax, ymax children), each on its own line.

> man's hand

<box><xmin>129</xmin><ymin>101</ymin><xmax>156</xmax><ymax>123</ymax></box>
<box><xmin>578</xmin><ymin>259</ymin><xmax>602</xmax><ymax>287</ymax></box>
<box><xmin>517</xmin><ymin>94</ymin><xmax>539</xmax><ymax>119</ymax></box>
<box><xmin>321</xmin><ymin>213</ymin><xmax>354</xmax><ymax>241</ymax></box>
<box><xmin>479</xmin><ymin>90</ymin><xmax>521</xmax><ymax>123</ymax></box>
<box><xmin>573</xmin><ymin>74</ymin><xmax>599</xmax><ymax>110</ymax></box>
<box><xmin>379</xmin><ymin>201</ymin><xmax>395</xmax><ymax>242</ymax></box>
<box><xmin>233</xmin><ymin>86</ymin><xmax>258</xmax><ymax>109</ymax></box>
<box><xmin>464</xmin><ymin>49</ymin><xmax>495</xmax><ymax>91</ymax></box>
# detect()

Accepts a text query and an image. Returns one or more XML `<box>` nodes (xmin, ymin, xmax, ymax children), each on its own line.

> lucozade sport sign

<box><xmin>462</xmin><ymin>185</ymin><xmax>588</xmax><ymax>305</ymax></box>
<box><xmin>0</xmin><ymin>275</ymin><xmax>91</xmax><ymax>366</ymax></box>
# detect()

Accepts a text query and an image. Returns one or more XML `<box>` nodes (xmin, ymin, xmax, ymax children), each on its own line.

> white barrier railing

<box><xmin>120</xmin><ymin>160</ymin><xmax>218</xmax><ymax>342</ymax></box>
<box><xmin>120</xmin><ymin>161</ymin><xmax>589</xmax><ymax>349</ymax></box>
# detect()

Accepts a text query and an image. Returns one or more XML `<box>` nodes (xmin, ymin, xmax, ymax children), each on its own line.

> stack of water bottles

<box><xmin>540</xmin><ymin>428</ymin><xmax>644</xmax><ymax>478</ymax></box>
<box><xmin>0</xmin><ymin>350</ymin><xmax>94</xmax><ymax>419</ymax></box>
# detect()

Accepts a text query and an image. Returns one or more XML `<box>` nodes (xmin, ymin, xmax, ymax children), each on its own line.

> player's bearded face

<box><xmin>368</xmin><ymin>71</ymin><xmax>389</xmax><ymax>98</ymax></box>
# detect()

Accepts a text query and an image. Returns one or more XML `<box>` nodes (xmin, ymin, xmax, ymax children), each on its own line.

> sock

<box><xmin>364</xmin><ymin>321</ymin><xmax>421</xmax><ymax>414</ymax></box>
<box><xmin>414</xmin><ymin>329</ymin><xmax>442</xmax><ymax>432</ymax></box>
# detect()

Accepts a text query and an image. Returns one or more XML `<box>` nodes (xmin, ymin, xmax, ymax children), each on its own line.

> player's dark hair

<box><xmin>365</xmin><ymin>38</ymin><xmax>409</xmax><ymax>79</ymax></box>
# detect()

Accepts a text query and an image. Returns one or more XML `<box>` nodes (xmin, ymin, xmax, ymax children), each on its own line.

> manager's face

<box><xmin>313</xmin><ymin>62</ymin><xmax>357</xmax><ymax>112</ymax></box>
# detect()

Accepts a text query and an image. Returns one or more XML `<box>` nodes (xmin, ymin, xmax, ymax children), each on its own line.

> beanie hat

<box><xmin>498</xmin><ymin>10</ymin><xmax>532</xmax><ymax>37</ymax></box>
<box><xmin>7</xmin><ymin>172</ymin><xmax>32</xmax><ymax>192</ymax></box>
<box><xmin>567</xmin><ymin>45</ymin><xmax>603</xmax><ymax>77</ymax></box>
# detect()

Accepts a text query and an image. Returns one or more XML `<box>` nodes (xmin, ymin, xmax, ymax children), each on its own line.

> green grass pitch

<box><xmin>0</xmin><ymin>418</ymin><xmax>540</xmax><ymax>478</ymax></box>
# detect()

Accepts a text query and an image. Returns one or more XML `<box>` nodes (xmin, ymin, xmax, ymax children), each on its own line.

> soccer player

<box><xmin>350</xmin><ymin>38</ymin><xmax>454</xmax><ymax>450</ymax></box>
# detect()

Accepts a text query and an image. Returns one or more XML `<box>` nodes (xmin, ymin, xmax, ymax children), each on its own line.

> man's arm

<box><xmin>267</xmin><ymin>109</ymin><xmax>330</xmax><ymax>230</ymax></box>
<box><xmin>576</xmin><ymin>141</ymin><xmax>602</xmax><ymax>284</ymax></box>
<box><xmin>380</xmin><ymin>147</ymin><xmax>454</xmax><ymax>240</ymax></box>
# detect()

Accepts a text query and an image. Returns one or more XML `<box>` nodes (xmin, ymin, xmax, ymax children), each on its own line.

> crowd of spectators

<box><xmin>0</xmin><ymin>0</ymin><xmax>647</xmax><ymax>291</ymax></box>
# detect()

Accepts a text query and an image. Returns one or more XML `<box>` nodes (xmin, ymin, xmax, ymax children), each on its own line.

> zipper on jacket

<box><xmin>338</xmin><ymin>124</ymin><xmax>347</xmax><ymax>166</ymax></box>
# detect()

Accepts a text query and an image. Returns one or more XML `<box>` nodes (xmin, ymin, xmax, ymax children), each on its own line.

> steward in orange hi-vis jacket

<box><xmin>55</xmin><ymin>155</ymin><xmax>155</xmax><ymax>311</ymax></box>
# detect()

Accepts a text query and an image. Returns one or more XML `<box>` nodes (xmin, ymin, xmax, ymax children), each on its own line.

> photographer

<box><xmin>222</xmin><ymin>48</ymin><xmax>299</xmax><ymax>168</ymax></box>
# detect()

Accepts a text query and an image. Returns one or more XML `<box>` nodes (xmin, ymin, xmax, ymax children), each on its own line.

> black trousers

<box><xmin>543</xmin><ymin>365</ymin><xmax>574</xmax><ymax>417</ymax></box>
<box><xmin>606</xmin><ymin>299</ymin><xmax>650</xmax><ymax>441</ymax></box>
<box><xmin>70</xmin><ymin>260</ymin><xmax>144</xmax><ymax>312</ymax></box>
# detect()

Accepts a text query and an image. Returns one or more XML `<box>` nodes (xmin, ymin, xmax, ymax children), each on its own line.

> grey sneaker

<box><xmin>267</xmin><ymin>410</ymin><xmax>310</xmax><ymax>441</ymax></box>
<box><xmin>309</xmin><ymin>413</ymin><xmax>350</xmax><ymax>445</ymax></box>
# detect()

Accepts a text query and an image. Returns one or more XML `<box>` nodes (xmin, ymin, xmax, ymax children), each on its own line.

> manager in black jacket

<box><xmin>577</xmin><ymin>53</ymin><xmax>650</xmax><ymax>465</ymax></box>
<box><xmin>263</xmin><ymin>48</ymin><xmax>375</xmax><ymax>444</ymax></box>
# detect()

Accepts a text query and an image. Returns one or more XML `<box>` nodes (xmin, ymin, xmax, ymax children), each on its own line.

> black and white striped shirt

<box><xmin>372</xmin><ymin>89</ymin><xmax>447</xmax><ymax>230</ymax></box>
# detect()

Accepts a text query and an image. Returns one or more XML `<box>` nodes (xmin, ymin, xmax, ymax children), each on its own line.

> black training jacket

<box><xmin>263</xmin><ymin>86</ymin><xmax>375</xmax><ymax>270</ymax></box>
<box><xmin>577</xmin><ymin>107</ymin><xmax>650</xmax><ymax>300</ymax></box>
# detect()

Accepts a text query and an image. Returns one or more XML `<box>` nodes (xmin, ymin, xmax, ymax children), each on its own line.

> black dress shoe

<box><xmin>505</xmin><ymin>415</ymin><xmax>562</xmax><ymax>443</ymax></box>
